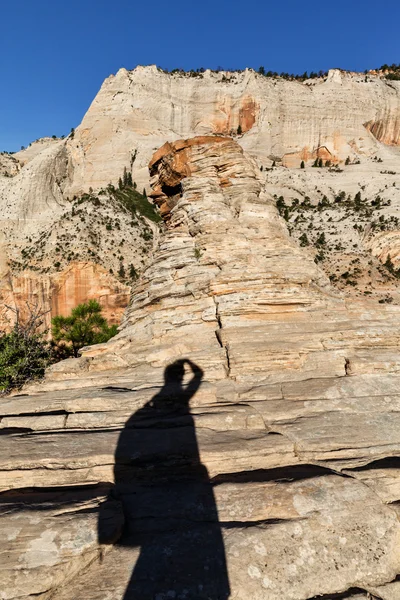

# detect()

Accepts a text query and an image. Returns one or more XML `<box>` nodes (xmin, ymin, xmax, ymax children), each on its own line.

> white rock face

<box><xmin>2</xmin><ymin>66</ymin><xmax>400</xmax><ymax>245</ymax></box>
<box><xmin>65</xmin><ymin>66</ymin><xmax>400</xmax><ymax>194</ymax></box>
<box><xmin>1</xmin><ymin>66</ymin><xmax>400</xmax><ymax>330</ymax></box>
<box><xmin>1</xmin><ymin>66</ymin><xmax>400</xmax><ymax>598</ymax></box>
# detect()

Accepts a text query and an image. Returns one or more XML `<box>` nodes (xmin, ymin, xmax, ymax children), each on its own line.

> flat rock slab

<box><xmin>0</xmin><ymin>427</ymin><xmax>297</xmax><ymax>491</ymax></box>
<box><xmin>0</xmin><ymin>487</ymin><xmax>122</xmax><ymax>600</ymax></box>
<box><xmin>49</xmin><ymin>474</ymin><xmax>400</xmax><ymax>600</ymax></box>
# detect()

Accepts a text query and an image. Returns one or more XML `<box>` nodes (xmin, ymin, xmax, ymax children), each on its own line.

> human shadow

<box><xmin>101</xmin><ymin>359</ymin><xmax>230</xmax><ymax>600</ymax></box>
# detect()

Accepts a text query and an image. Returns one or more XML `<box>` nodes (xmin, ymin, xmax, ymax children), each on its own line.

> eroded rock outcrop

<box><xmin>60</xmin><ymin>66</ymin><xmax>400</xmax><ymax>195</ymax></box>
<box><xmin>3</xmin><ymin>137</ymin><xmax>400</xmax><ymax>599</ymax></box>
<box><xmin>1</xmin><ymin>66</ymin><xmax>400</xmax><ymax>332</ymax></box>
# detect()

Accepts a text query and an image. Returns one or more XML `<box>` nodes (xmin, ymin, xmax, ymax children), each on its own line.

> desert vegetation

<box><xmin>274</xmin><ymin>179</ymin><xmax>400</xmax><ymax>299</ymax></box>
<box><xmin>0</xmin><ymin>300</ymin><xmax>118</xmax><ymax>394</ymax></box>
<box><xmin>9</xmin><ymin>168</ymin><xmax>161</xmax><ymax>282</ymax></box>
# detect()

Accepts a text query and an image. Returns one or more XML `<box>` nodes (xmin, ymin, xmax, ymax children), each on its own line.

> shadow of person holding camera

<box><xmin>100</xmin><ymin>358</ymin><xmax>230</xmax><ymax>599</ymax></box>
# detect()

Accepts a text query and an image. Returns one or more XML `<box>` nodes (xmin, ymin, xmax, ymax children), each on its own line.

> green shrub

<box><xmin>129</xmin><ymin>264</ymin><xmax>138</xmax><ymax>280</ymax></box>
<box><xmin>0</xmin><ymin>309</ymin><xmax>53</xmax><ymax>394</ymax></box>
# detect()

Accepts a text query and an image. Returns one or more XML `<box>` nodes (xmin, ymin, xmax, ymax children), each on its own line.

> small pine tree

<box><xmin>272</xmin><ymin>160</ymin><xmax>276</xmax><ymax>167</ymax></box>
<box><xmin>276</xmin><ymin>196</ymin><xmax>285</xmax><ymax>214</ymax></box>
<box><xmin>127</xmin><ymin>172</ymin><xmax>133</xmax><ymax>187</ymax></box>
<box><xmin>299</xmin><ymin>233</ymin><xmax>309</xmax><ymax>246</ymax></box>
<box><xmin>52</xmin><ymin>300</ymin><xmax>117</xmax><ymax>358</ymax></box>
<box><xmin>318</xmin><ymin>158</ymin><xmax>323</xmax><ymax>168</ymax></box>
<box><xmin>300</xmin><ymin>160</ymin><xmax>305</xmax><ymax>169</ymax></box>
<box><xmin>118</xmin><ymin>177</ymin><xmax>123</xmax><ymax>190</ymax></box>
<box><xmin>142</xmin><ymin>188</ymin><xmax>147</xmax><ymax>198</ymax></box>
<box><xmin>354</xmin><ymin>191</ymin><xmax>362</xmax><ymax>210</ymax></box>
<box><xmin>345</xmin><ymin>156</ymin><xmax>351</xmax><ymax>165</ymax></box>
<box><xmin>385</xmin><ymin>254</ymin><xmax>394</xmax><ymax>272</ymax></box>
<box><xmin>129</xmin><ymin>264</ymin><xmax>138</xmax><ymax>280</ymax></box>
<box><xmin>118</xmin><ymin>262</ymin><xmax>126</xmax><ymax>279</ymax></box>
<box><xmin>237</xmin><ymin>124</ymin><xmax>242</xmax><ymax>135</ymax></box>
<box><xmin>133</xmin><ymin>181</ymin><xmax>137</xmax><ymax>190</ymax></box>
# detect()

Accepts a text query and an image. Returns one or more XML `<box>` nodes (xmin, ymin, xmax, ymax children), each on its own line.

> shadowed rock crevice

<box><xmin>305</xmin><ymin>588</ymin><xmax>375</xmax><ymax>600</ymax></box>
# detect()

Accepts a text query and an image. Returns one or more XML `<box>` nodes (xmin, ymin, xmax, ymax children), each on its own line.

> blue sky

<box><xmin>1</xmin><ymin>0</ymin><xmax>399</xmax><ymax>151</ymax></box>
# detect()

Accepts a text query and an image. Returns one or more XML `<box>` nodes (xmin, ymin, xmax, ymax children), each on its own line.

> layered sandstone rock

<box><xmin>263</xmin><ymin>152</ymin><xmax>400</xmax><ymax>301</ymax></box>
<box><xmin>1</xmin><ymin>66</ymin><xmax>400</xmax><ymax>332</ymax></box>
<box><xmin>0</xmin><ymin>176</ymin><xmax>159</xmax><ymax>329</ymax></box>
<box><xmin>65</xmin><ymin>66</ymin><xmax>400</xmax><ymax>195</ymax></box>
<box><xmin>3</xmin><ymin>137</ymin><xmax>400</xmax><ymax>599</ymax></box>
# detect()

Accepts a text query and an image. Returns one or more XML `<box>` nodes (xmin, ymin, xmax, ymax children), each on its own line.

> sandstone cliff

<box><xmin>1</xmin><ymin>66</ymin><xmax>400</xmax><ymax>328</ymax></box>
<box><xmin>3</xmin><ymin>138</ymin><xmax>400</xmax><ymax>599</ymax></box>
<box><xmin>65</xmin><ymin>66</ymin><xmax>400</xmax><ymax>194</ymax></box>
<box><xmin>0</xmin><ymin>261</ymin><xmax>130</xmax><ymax>330</ymax></box>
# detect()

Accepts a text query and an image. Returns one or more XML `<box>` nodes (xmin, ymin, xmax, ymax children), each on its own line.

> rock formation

<box><xmin>65</xmin><ymin>66</ymin><xmax>400</xmax><ymax>194</ymax></box>
<box><xmin>0</xmin><ymin>172</ymin><xmax>160</xmax><ymax>330</ymax></box>
<box><xmin>0</xmin><ymin>261</ymin><xmax>130</xmax><ymax>331</ymax></box>
<box><xmin>1</xmin><ymin>66</ymin><xmax>400</xmax><ymax>329</ymax></box>
<box><xmin>3</xmin><ymin>137</ymin><xmax>400</xmax><ymax>599</ymax></box>
<box><xmin>0</xmin><ymin>152</ymin><xmax>19</xmax><ymax>177</ymax></box>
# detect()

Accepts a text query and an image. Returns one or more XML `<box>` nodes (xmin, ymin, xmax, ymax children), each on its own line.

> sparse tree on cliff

<box><xmin>299</xmin><ymin>233</ymin><xmax>309</xmax><ymax>246</ymax></box>
<box><xmin>300</xmin><ymin>160</ymin><xmax>305</xmax><ymax>169</ymax></box>
<box><xmin>237</xmin><ymin>124</ymin><xmax>242</xmax><ymax>135</ymax></box>
<box><xmin>129</xmin><ymin>264</ymin><xmax>138</xmax><ymax>280</ymax></box>
<box><xmin>118</xmin><ymin>262</ymin><xmax>126</xmax><ymax>279</ymax></box>
<box><xmin>52</xmin><ymin>300</ymin><xmax>117</xmax><ymax>358</ymax></box>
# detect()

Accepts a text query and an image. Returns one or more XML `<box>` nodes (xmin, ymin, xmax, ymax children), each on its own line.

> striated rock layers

<box><xmin>65</xmin><ymin>66</ymin><xmax>400</xmax><ymax>194</ymax></box>
<box><xmin>1</xmin><ymin>66</ymin><xmax>400</xmax><ymax>330</ymax></box>
<box><xmin>0</xmin><ymin>261</ymin><xmax>130</xmax><ymax>331</ymax></box>
<box><xmin>3</xmin><ymin>137</ymin><xmax>400</xmax><ymax>599</ymax></box>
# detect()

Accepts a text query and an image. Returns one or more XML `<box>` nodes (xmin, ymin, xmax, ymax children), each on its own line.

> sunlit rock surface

<box><xmin>67</xmin><ymin>66</ymin><xmax>400</xmax><ymax>194</ymax></box>
<box><xmin>2</xmin><ymin>66</ymin><xmax>400</xmax><ymax>330</ymax></box>
<box><xmin>0</xmin><ymin>261</ymin><xmax>130</xmax><ymax>331</ymax></box>
<box><xmin>3</xmin><ymin>137</ymin><xmax>400</xmax><ymax>599</ymax></box>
